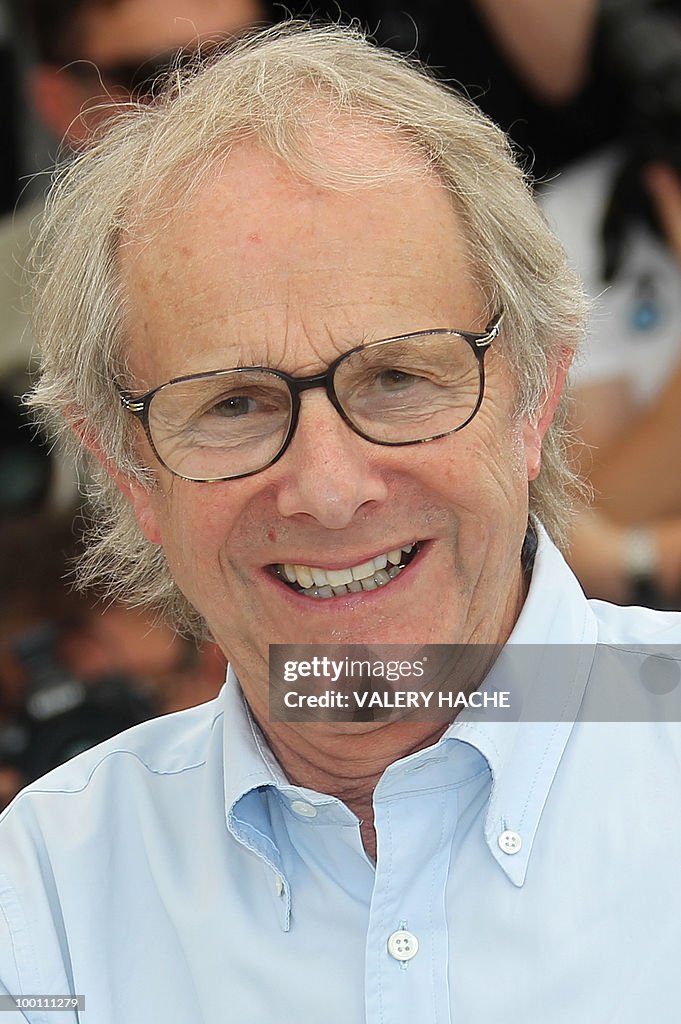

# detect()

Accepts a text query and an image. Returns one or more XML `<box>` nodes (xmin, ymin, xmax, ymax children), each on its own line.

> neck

<box><xmin>255</xmin><ymin>716</ymin><xmax>452</xmax><ymax>860</ymax></box>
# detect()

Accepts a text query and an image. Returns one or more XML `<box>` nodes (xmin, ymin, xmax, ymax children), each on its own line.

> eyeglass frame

<box><xmin>117</xmin><ymin>311</ymin><xmax>504</xmax><ymax>483</ymax></box>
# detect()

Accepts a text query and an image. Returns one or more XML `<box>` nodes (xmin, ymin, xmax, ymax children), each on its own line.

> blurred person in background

<box><xmin>0</xmin><ymin>400</ymin><xmax>226</xmax><ymax>812</ymax></box>
<box><xmin>0</xmin><ymin>0</ymin><xmax>267</xmax><ymax>380</ymax></box>
<box><xmin>540</xmin><ymin>0</ymin><xmax>681</xmax><ymax>607</ymax></box>
<box><xmin>298</xmin><ymin>0</ymin><xmax>603</xmax><ymax>180</ymax></box>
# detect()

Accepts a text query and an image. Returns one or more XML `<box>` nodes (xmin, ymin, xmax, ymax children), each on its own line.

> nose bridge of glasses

<box><xmin>287</xmin><ymin>366</ymin><xmax>336</xmax><ymax>398</ymax></box>
<box><xmin>283</xmin><ymin>364</ymin><xmax>348</xmax><ymax>431</ymax></box>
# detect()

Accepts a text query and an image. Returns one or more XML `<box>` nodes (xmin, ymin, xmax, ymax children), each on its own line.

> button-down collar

<box><xmin>449</xmin><ymin>526</ymin><xmax>599</xmax><ymax>884</ymax></box>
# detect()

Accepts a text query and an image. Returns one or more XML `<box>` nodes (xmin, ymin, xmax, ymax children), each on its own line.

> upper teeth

<box><xmin>282</xmin><ymin>545</ymin><xmax>414</xmax><ymax>591</ymax></box>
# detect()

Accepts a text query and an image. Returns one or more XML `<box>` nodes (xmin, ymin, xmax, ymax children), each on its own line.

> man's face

<box><xmin>120</xmin><ymin>142</ymin><xmax>551</xmax><ymax>715</ymax></box>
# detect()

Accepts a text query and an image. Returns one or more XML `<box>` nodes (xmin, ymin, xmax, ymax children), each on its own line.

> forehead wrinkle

<box><xmin>277</xmin><ymin>307</ymin><xmax>364</xmax><ymax>376</ymax></box>
<box><xmin>151</xmin><ymin>269</ymin><xmax>445</xmax><ymax>375</ymax></box>
<box><xmin>153</xmin><ymin>244</ymin><xmax>446</xmax><ymax>313</ymax></box>
<box><xmin>127</xmin><ymin>181</ymin><xmax>463</xmax><ymax>306</ymax></box>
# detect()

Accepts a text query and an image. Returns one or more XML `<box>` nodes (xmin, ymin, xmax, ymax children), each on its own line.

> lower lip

<box><xmin>265</xmin><ymin>543</ymin><xmax>428</xmax><ymax>609</ymax></box>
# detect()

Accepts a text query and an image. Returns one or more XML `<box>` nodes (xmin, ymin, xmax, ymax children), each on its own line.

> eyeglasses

<box><xmin>118</xmin><ymin>313</ymin><xmax>503</xmax><ymax>483</ymax></box>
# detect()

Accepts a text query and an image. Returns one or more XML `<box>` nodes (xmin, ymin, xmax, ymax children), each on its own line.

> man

<box><xmin>1</xmin><ymin>21</ymin><xmax>680</xmax><ymax>1023</ymax></box>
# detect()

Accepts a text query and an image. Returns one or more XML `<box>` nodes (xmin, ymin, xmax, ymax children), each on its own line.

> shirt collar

<box><xmin>220</xmin><ymin>679</ymin><xmax>295</xmax><ymax>929</ymax></box>
<box><xmin>447</xmin><ymin>524</ymin><xmax>599</xmax><ymax>885</ymax></box>
<box><xmin>222</xmin><ymin>673</ymin><xmax>288</xmax><ymax>813</ymax></box>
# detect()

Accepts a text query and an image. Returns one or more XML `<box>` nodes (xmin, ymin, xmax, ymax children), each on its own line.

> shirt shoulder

<box><xmin>580</xmin><ymin>601</ymin><xmax>681</xmax><ymax>729</ymax></box>
<box><xmin>0</xmin><ymin>690</ymin><xmax>226</xmax><ymax>821</ymax></box>
<box><xmin>589</xmin><ymin>599</ymin><xmax>681</xmax><ymax>645</ymax></box>
<box><xmin>0</xmin><ymin>691</ymin><xmax>231</xmax><ymax>1012</ymax></box>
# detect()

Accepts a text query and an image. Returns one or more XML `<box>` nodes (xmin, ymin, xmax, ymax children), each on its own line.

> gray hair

<box><xmin>28</xmin><ymin>20</ymin><xmax>587</xmax><ymax>637</ymax></box>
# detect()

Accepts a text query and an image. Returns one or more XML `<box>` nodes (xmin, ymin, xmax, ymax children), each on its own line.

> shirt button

<box><xmin>387</xmin><ymin>929</ymin><xmax>419</xmax><ymax>962</ymax></box>
<box><xmin>275</xmin><ymin>875</ymin><xmax>285</xmax><ymax>897</ymax></box>
<box><xmin>498</xmin><ymin>829</ymin><xmax>522</xmax><ymax>854</ymax></box>
<box><xmin>290</xmin><ymin>800</ymin><xmax>317</xmax><ymax>818</ymax></box>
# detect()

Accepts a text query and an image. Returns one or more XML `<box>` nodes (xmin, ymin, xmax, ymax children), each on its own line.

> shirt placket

<box><xmin>365</xmin><ymin>767</ymin><xmax>459</xmax><ymax>1024</ymax></box>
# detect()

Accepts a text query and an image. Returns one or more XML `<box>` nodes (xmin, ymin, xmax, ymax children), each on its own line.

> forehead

<box><xmin>120</xmin><ymin>138</ymin><xmax>485</xmax><ymax>384</ymax></box>
<box><xmin>80</xmin><ymin>0</ymin><xmax>265</xmax><ymax>64</ymax></box>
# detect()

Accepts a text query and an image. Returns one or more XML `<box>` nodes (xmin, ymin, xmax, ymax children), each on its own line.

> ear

<box><xmin>522</xmin><ymin>347</ymin><xmax>573</xmax><ymax>482</ymax></box>
<box><xmin>73</xmin><ymin>419</ymin><xmax>164</xmax><ymax>545</ymax></box>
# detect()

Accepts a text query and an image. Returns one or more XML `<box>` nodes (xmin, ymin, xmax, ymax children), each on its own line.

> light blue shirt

<box><xmin>1</xmin><ymin>531</ymin><xmax>681</xmax><ymax>1023</ymax></box>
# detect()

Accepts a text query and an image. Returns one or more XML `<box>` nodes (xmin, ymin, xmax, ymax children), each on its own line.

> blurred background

<box><xmin>2</xmin><ymin>0</ymin><xmax>681</xmax><ymax>807</ymax></box>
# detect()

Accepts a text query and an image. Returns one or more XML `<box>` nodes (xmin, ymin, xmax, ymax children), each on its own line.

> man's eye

<box><xmin>375</xmin><ymin>369</ymin><xmax>420</xmax><ymax>391</ymax></box>
<box><xmin>209</xmin><ymin>395</ymin><xmax>257</xmax><ymax>417</ymax></box>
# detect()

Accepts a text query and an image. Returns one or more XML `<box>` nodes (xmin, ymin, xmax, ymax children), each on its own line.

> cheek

<box><xmin>145</xmin><ymin>485</ymin><xmax>221</xmax><ymax>589</ymax></box>
<box><xmin>427</xmin><ymin>419</ymin><xmax>530</xmax><ymax>509</ymax></box>
<box><xmin>150</xmin><ymin>481</ymin><xmax>264</xmax><ymax>589</ymax></box>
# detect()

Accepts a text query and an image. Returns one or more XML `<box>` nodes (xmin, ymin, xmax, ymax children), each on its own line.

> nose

<box><xmin>274</xmin><ymin>392</ymin><xmax>389</xmax><ymax>528</ymax></box>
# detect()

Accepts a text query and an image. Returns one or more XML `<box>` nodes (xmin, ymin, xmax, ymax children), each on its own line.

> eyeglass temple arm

<box><xmin>473</xmin><ymin>311</ymin><xmax>504</xmax><ymax>349</ymax></box>
<box><xmin>118</xmin><ymin>388</ymin><xmax>146</xmax><ymax>416</ymax></box>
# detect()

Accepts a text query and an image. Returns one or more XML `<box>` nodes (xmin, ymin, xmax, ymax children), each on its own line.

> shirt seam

<box><xmin>0</xmin><ymin>751</ymin><xmax>208</xmax><ymax>819</ymax></box>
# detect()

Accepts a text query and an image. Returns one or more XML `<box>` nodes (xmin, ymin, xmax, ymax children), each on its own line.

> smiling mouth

<box><xmin>272</xmin><ymin>543</ymin><xmax>421</xmax><ymax>599</ymax></box>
